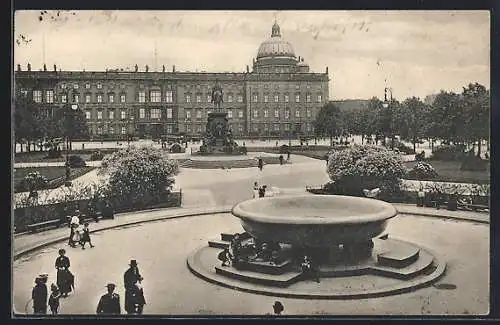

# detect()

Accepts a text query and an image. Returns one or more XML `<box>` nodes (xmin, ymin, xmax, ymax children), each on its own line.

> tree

<box><xmin>429</xmin><ymin>90</ymin><xmax>463</xmax><ymax>145</ymax></box>
<box><xmin>313</xmin><ymin>102</ymin><xmax>343</xmax><ymax>146</ymax></box>
<box><xmin>326</xmin><ymin>144</ymin><xmax>407</xmax><ymax>198</ymax></box>
<box><xmin>396</xmin><ymin>97</ymin><xmax>429</xmax><ymax>152</ymax></box>
<box><xmin>14</xmin><ymin>94</ymin><xmax>44</xmax><ymax>152</ymax></box>
<box><xmin>461</xmin><ymin>83</ymin><xmax>489</xmax><ymax>157</ymax></box>
<box><xmin>98</xmin><ymin>146</ymin><xmax>180</xmax><ymax>209</ymax></box>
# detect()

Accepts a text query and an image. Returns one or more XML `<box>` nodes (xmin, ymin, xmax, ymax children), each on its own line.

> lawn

<box><xmin>14</xmin><ymin>151</ymin><xmax>99</xmax><ymax>164</ymax></box>
<box><xmin>13</xmin><ymin>166</ymin><xmax>96</xmax><ymax>193</ymax></box>
<box><xmin>403</xmin><ymin>160</ymin><xmax>490</xmax><ymax>184</ymax></box>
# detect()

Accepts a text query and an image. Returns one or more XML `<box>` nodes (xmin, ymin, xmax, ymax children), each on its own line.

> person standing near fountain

<box><xmin>253</xmin><ymin>182</ymin><xmax>259</xmax><ymax>198</ymax></box>
<box><xmin>300</xmin><ymin>255</ymin><xmax>320</xmax><ymax>283</ymax></box>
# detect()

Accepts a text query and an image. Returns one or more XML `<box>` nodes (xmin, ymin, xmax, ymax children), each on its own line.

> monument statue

<box><xmin>196</xmin><ymin>80</ymin><xmax>244</xmax><ymax>156</ymax></box>
<box><xmin>211</xmin><ymin>80</ymin><xmax>224</xmax><ymax>111</ymax></box>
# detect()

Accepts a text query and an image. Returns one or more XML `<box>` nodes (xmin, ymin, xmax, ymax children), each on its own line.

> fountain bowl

<box><xmin>231</xmin><ymin>194</ymin><xmax>398</xmax><ymax>247</ymax></box>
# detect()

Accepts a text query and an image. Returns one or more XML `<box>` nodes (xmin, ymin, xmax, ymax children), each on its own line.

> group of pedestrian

<box><xmin>68</xmin><ymin>209</ymin><xmax>94</xmax><ymax>249</ymax></box>
<box><xmin>31</xmin><ymin>254</ymin><xmax>146</xmax><ymax>316</ymax></box>
<box><xmin>252</xmin><ymin>181</ymin><xmax>269</xmax><ymax>199</ymax></box>
<box><xmin>96</xmin><ymin>259</ymin><xmax>147</xmax><ymax>315</ymax></box>
<box><xmin>31</xmin><ymin>249</ymin><xmax>73</xmax><ymax>315</ymax></box>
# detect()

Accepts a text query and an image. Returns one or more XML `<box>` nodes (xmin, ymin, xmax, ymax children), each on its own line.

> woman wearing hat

<box><xmin>55</xmin><ymin>249</ymin><xmax>73</xmax><ymax>297</ymax></box>
<box><xmin>31</xmin><ymin>276</ymin><xmax>48</xmax><ymax>314</ymax></box>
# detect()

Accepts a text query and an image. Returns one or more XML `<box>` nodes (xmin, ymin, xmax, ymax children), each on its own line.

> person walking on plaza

<box><xmin>124</xmin><ymin>260</ymin><xmax>146</xmax><ymax>315</ymax></box>
<box><xmin>48</xmin><ymin>283</ymin><xmax>61</xmax><ymax>315</ymax></box>
<box><xmin>258</xmin><ymin>158</ymin><xmax>263</xmax><ymax>171</ymax></box>
<box><xmin>55</xmin><ymin>249</ymin><xmax>73</xmax><ymax>297</ymax></box>
<box><xmin>79</xmin><ymin>222</ymin><xmax>94</xmax><ymax>249</ymax></box>
<box><xmin>417</xmin><ymin>187</ymin><xmax>425</xmax><ymax>207</ymax></box>
<box><xmin>68</xmin><ymin>211</ymin><xmax>80</xmax><ymax>248</ymax></box>
<box><xmin>96</xmin><ymin>283</ymin><xmax>121</xmax><ymax>315</ymax></box>
<box><xmin>31</xmin><ymin>274</ymin><xmax>48</xmax><ymax>314</ymax></box>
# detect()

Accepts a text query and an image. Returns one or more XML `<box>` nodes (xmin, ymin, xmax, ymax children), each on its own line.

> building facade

<box><xmin>14</xmin><ymin>22</ymin><xmax>330</xmax><ymax>140</ymax></box>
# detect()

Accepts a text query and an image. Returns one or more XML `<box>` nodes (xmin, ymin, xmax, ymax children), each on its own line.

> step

<box><xmin>377</xmin><ymin>244</ymin><xmax>420</xmax><ymax>268</ymax></box>
<box><xmin>371</xmin><ymin>249</ymin><xmax>434</xmax><ymax>280</ymax></box>
<box><xmin>208</xmin><ymin>239</ymin><xmax>230</xmax><ymax>249</ymax></box>
<box><xmin>215</xmin><ymin>265</ymin><xmax>302</xmax><ymax>287</ymax></box>
<box><xmin>235</xmin><ymin>258</ymin><xmax>293</xmax><ymax>275</ymax></box>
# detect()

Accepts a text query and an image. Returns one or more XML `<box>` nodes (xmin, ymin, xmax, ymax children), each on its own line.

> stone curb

<box><xmin>395</xmin><ymin>206</ymin><xmax>489</xmax><ymax>224</ymax></box>
<box><xmin>13</xmin><ymin>206</ymin><xmax>233</xmax><ymax>260</ymax></box>
<box><xmin>186</xmin><ymin>239</ymin><xmax>447</xmax><ymax>300</ymax></box>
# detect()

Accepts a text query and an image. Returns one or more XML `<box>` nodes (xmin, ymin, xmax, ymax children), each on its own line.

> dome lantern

<box><xmin>271</xmin><ymin>21</ymin><xmax>281</xmax><ymax>37</ymax></box>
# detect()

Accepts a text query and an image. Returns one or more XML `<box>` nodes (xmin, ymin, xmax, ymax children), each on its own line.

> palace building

<box><xmin>14</xmin><ymin>22</ymin><xmax>330</xmax><ymax>140</ymax></box>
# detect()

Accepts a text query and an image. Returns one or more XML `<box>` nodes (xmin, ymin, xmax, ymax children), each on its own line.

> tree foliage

<box><xmin>98</xmin><ymin>146</ymin><xmax>180</xmax><ymax>208</ymax></box>
<box><xmin>326</xmin><ymin>145</ymin><xmax>407</xmax><ymax>197</ymax></box>
<box><xmin>313</xmin><ymin>102</ymin><xmax>343</xmax><ymax>140</ymax></box>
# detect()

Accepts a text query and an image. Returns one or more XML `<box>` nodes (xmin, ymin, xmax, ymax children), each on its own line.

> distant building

<box><xmin>330</xmin><ymin>99</ymin><xmax>370</xmax><ymax>112</ymax></box>
<box><xmin>14</xmin><ymin>22</ymin><xmax>330</xmax><ymax>140</ymax></box>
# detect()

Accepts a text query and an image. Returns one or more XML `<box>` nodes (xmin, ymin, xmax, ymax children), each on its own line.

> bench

<box><xmin>27</xmin><ymin>219</ymin><xmax>63</xmax><ymax>233</ymax></box>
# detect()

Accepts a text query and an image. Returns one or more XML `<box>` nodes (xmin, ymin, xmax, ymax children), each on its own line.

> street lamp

<box><xmin>65</xmin><ymin>103</ymin><xmax>78</xmax><ymax>186</ymax></box>
<box><xmin>382</xmin><ymin>87</ymin><xmax>394</xmax><ymax>149</ymax></box>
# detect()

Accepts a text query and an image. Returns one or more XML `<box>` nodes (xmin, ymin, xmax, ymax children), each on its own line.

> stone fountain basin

<box><xmin>231</xmin><ymin>195</ymin><xmax>398</xmax><ymax>247</ymax></box>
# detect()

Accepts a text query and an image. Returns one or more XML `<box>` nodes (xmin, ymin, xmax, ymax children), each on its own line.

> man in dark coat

<box><xmin>55</xmin><ymin>249</ymin><xmax>73</xmax><ymax>297</ymax></box>
<box><xmin>124</xmin><ymin>260</ymin><xmax>145</xmax><ymax>314</ymax></box>
<box><xmin>32</xmin><ymin>275</ymin><xmax>48</xmax><ymax>314</ymax></box>
<box><xmin>96</xmin><ymin>283</ymin><xmax>121</xmax><ymax>315</ymax></box>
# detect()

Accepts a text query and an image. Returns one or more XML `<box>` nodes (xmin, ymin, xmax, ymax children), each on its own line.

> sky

<box><xmin>13</xmin><ymin>10</ymin><xmax>490</xmax><ymax>100</ymax></box>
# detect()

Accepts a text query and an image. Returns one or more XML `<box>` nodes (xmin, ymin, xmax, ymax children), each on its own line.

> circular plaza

<box><xmin>12</xmin><ymin>155</ymin><xmax>489</xmax><ymax>316</ymax></box>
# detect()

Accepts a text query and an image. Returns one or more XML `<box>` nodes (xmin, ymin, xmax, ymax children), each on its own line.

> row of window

<box><xmin>184</xmin><ymin>108</ymin><xmax>312</xmax><ymax>119</ymax></box>
<box><xmin>86</xmin><ymin>108</ymin><xmax>174</xmax><ymax>120</ymax></box>
<box><xmin>184</xmin><ymin>123</ymin><xmax>313</xmax><ymax>133</ymax></box>
<box><xmin>184</xmin><ymin>93</ymin><xmax>322</xmax><ymax>104</ymax></box>
<box><xmin>30</xmin><ymin>90</ymin><xmax>176</xmax><ymax>104</ymax></box>
<box><xmin>27</xmin><ymin>89</ymin><xmax>323</xmax><ymax>105</ymax></box>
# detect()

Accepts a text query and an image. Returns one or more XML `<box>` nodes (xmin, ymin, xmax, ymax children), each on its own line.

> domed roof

<box><xmin>256</xmin><ymin>22</ymin><xmax>296</xmax><ymax>59</ymax></box>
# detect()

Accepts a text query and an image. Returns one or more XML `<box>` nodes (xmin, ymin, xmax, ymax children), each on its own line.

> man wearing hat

<box><xmin>96</xmin><ymin>283</ymin><xmax>121</xmax><ymax>315</ymax></box>
<box><xmin>31</xmin><ymin>274</ymin><xmax>48</xmax><ymax>314</ymax></box>
<box><xmin>124</xmin><ymin>260</ymin><xmax>145</xmax><ymax>314</ymax></box>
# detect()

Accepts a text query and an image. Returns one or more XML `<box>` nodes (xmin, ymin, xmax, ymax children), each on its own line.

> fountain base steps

<box><xmin>187</xmin><ymin>237</ymin><xmax>446</xmax><ymax>298</ymax></box>
<box><xmin>215</xmin><ymin>265</ymin><xmax>302</xmax><ymax>287</ymax></box>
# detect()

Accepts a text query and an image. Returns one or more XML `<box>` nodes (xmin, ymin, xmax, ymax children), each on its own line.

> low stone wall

<box><xmin>13</xmin><ymin>191</ymin><xmax>182</xmax><ymax>233</ymax></box>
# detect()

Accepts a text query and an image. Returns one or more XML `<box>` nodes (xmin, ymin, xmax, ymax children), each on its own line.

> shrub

<box><xmin>22</xmin><ymin>171</ymin><xmax>48</xmax><ymax>193</ymax></box>
<box><xmin>46</xmin><ymin>148</ymin><xmax>62</xmax><ymax>158</ymax></box>
<box><xmin>407</xmin><ymin>161</ymin><xmax>438</xmax><ymax>180</ymax></box>
<box><xmin>432</xmin><ymin>144</ymin><xmax>466</xmax><ymax>161</ymax></box>
<box><xmin>238</xmin><ymin>146</ymin><xmax>248</xmax><ymax>155</ymax></box>
<box><xmin>89</xmin><ymin>151</ymin><xmax>105</xmax><ymax>161</ymax></box>
<box><xmin>67</xmin><ymin>155</ymin><xmax>86</xmax><ymax>168</ymax></box>
<box><xmin>279</xmin><ymin>144</ymin><xmax>289</xmax><ymax>154</ymax></box>
<box><xmin>169</xmin><ymin>143</ymin><xmax>183</xmax><ymax>153</ymax></box>
<box><xmin>415</xmin><ymin>151</ymin><xmax>426</xmax><ymax>161</ymax></box>
<box><xmin>98</xmin><ymin>146</ymin><xmax>180</xmax><ymax>209</ymax></box>
<box><xmin>326</xmin><ymin>145</ymin><xmax>407</xmax><ymax>197</ymax></box>
<box><xmin>396</xmin><ymin>142</ymin><xmax>416</xmax><ymax>155</ymax></box>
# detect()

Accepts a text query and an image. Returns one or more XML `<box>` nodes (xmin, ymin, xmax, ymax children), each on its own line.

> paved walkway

<box><xmin>13</xmin><ymin>205</ymin><xmax>233</xmax><ymax>258</ymax></box>
<box><xmin>13</xmin><ymin>201</ymin><xmax>488</xmax><ymax>260</ymax></box>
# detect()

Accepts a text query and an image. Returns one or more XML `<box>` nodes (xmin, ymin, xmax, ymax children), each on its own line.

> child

<box><xmin>252</xmin><ymin>181</ymin><xmax>259</xmax><ymax>199</ymax></box>
<box><xmin>80</xmin><ymin>223</ymin><xmax>94</xmax><ymax>249</ymax></box>
<box><xmin>48</xmin><ymin>283</ymin><xmax>61</xmax><ymax>315</ymax></box>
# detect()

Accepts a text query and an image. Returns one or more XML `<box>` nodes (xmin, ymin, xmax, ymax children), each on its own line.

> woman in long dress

<box><xmin>55</xmin><ymin>249</ymin><xmax>73</xmax><ymax>297</ymax></box>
